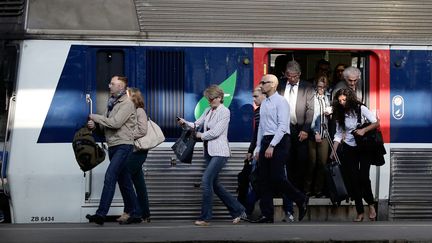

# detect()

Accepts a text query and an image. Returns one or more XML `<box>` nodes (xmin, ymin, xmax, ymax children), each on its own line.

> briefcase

<box><xmin>171</xmin><ymin>127</ymin><xmax>196</xmax><ymax>164</ymax></box>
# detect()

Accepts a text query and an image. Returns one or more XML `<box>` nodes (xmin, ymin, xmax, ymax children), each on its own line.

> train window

<box><xmin>268</xmin><ymin>50</ymin><xmax>369</xmax><ymax>104</ymax></box>
<box><xmin>95</xmin><ymin>50</ymin><xmax>125</xmax><ymax>115</ymax></box>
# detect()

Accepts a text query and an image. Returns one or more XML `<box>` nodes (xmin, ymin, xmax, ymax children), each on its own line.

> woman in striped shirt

<box><xmin>178</xmin><ymin>85</ymin><xmax>246</xmax><ymax>226</ymax></box>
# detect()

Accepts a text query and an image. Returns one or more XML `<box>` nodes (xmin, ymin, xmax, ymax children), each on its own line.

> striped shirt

<box><xmin>186</xmin><ymin>105</ymin><xmax>231</xmax><ymax>157</ymax></box>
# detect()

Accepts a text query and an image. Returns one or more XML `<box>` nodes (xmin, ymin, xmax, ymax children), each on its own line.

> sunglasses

<box><xmin>259</xmin><ymin>81</ymin><xmax>272</xmax><ymax>85</ymax></box>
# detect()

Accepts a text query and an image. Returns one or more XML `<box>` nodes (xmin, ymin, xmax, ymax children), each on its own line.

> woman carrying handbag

<box><xmin>330</xmin><ymin>87</ymin><xmax>378</xmax><ymax>222</ymax></box>
<box><xmin>177</xmin><ymin>85</ymin><xmax>246</xmax><ymax>226</ymax></box>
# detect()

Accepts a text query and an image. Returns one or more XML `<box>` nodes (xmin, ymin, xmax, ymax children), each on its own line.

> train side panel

<box><xmin>8</xmin><ymin>40</ymin><xmax>85</xmax><ymax>223</ymax></box>
<box><xmin>7</xmin><ymin>41</ymin><xmax>255</xmax><ymax>223</ymax></box>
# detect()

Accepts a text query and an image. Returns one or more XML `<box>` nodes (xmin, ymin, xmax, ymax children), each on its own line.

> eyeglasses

<box><xmin>259</xmin><ymin>81</ymin><xmax>272</xmax><ymax>85</ymax></box>
<box><xmin>347</xmin><ymin>78</ymin><xmax>358</xmax><ymax>82</ymax></box>
<box><xmin>207</xmin><ymin>97</ymin><xmax>219</xmax><ymax>102</ymax></box>
<box><xmin>336</xmin><ymin>69</ymin><xmax>344</xmax><ymax>73</ymax></box>
<box><xmin>316</xmin><ymin>86</ymin><xmax>325</xmax><ymax>89</ymax></box>
<box><xmin>253</xmin><ymin>95</ymin><xmax>259</xmax><ymax>98</ymax></box>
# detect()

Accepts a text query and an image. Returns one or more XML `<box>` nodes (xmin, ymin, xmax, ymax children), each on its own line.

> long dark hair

<box><xmin>331</xmin><ymin>88</ymin><xmax>362</xmax><ymax>130</ymax></box>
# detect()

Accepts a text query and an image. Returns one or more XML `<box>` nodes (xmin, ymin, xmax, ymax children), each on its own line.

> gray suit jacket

<box><xmin>277</xmin><ymin>79</ymin><xmax>315</xmax><ymax>132</ymax></box>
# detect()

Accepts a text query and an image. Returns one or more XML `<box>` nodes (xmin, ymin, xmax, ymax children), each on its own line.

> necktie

<box><xmin>289</xmin><ymin>84</ymin><xmax>297</xmax><ymax>124</ymax></box>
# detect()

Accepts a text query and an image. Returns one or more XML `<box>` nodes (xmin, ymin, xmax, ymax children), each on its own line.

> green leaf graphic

<box><xmin>194</xmin><ymin>71</ymin><xmax>237</xmax><ymax>119</ymax></box>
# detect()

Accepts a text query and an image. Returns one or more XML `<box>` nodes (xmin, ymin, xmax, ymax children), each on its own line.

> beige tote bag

<box><xmin>134</xmin><ymin>118</ymin><xmax>165</xmax><ymax>150</ymax></box>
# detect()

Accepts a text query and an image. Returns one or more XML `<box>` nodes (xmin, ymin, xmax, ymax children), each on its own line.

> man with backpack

<box><xmin>86</xmin><ymin>75</ymin><xmax>141</xmax><ymax>225</ymax></box>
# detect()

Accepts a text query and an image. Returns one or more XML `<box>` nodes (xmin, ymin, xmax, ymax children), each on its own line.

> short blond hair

<box><xmin>204</xmin><ymin>85</ymin><xmax>224</xmax><ymax>103</ymax></box>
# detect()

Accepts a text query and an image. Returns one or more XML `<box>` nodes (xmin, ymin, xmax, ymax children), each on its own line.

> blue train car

<box><xmin>2</xmin><ymin>0</ymin><xmax>432</xmax><ymax>223</ymax></box>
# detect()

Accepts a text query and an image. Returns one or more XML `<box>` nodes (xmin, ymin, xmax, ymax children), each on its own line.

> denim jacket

<box><xmin>311</xmin><ymin>91</ymin><xmax>331</xmax><ymax>136</ymax></box>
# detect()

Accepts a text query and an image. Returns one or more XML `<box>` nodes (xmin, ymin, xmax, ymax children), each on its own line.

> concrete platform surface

<box><xmin>2</xmin><ymin>221</ymin><xmax>432</xmax><ymax>243</ymax></box>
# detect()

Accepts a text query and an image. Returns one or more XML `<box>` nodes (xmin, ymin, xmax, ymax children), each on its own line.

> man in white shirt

<box><xmin>277</xmin><ymin>61</ymin><xmax>315</xmax><ymax>194</ymax></box>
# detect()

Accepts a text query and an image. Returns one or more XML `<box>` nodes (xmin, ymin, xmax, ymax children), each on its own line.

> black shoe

<box><xmin>251</xmin><ymin>216</ymin><xmax>274</xmax><ymax>223</ymax></box>
<box><xmin>240</xmin><ymin>214</ymin><xmax>253</xmax><ymax>223</ymax></box>
<box><xmin>119</xmin><ymin>216</ymin><xmax>143</xmax><ymax>225</ymax></box>
<box><xmin>86</xmin><ymin>214</ymin><xmax>104</xmax><ymax>225</ymax></box>
<box><xmin>298</xmin><ymin>197</ymin><xmax>309</xmax><ymax>221</ymax></box>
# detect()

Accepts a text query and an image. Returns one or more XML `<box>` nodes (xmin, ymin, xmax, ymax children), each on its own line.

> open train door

<box><xmin>254</xmin><ymin>46</ymin><xmax>390</xmax><ymax>220</ymax></box>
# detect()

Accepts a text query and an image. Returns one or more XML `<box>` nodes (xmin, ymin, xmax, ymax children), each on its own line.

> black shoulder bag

<box><xmin>354</xmin><ymin>105</ymin><xmax>386</xmax><ymax>166</ymax></box>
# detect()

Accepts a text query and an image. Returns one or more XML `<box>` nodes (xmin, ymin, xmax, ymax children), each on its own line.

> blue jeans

<box><xmin>200</xmin><ymin>152</ymin><xmax>245</xmax><ymax>221</ymax></box>
<box><xmin>96</xmin><ymin>144</ymin><xmax>138</xmax><ymax>217</ymax></box>
<box><xmin>120</xmin><ymin>150</ymin><xmax>150</xmax><ymax>218</ymax></box>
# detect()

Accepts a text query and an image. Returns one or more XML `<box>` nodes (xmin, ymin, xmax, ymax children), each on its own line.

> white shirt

<box><xmin>333</xmin><ymin>105</ymin><xmax>377</xmax><ymax>146</ymax></box>
<box><xmin>284</xmin><ymin>82</ymin><xmax>298</xmax><ymax>125</ymax></box>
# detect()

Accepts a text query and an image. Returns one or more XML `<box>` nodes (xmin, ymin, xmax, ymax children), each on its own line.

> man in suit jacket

<box><xmin>277</xmin><ymin>60</ymin><xmax>315</xmax><ymax>194</ymax></box>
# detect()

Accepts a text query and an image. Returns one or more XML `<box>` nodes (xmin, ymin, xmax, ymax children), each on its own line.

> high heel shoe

<box><xmin>368</xmin><ymin>205</ymin><xmax>377</xmax><ymax>221</ymax></box>
<box><xmin>353</xmin><ymin>214</ymin><xmax>364</xmax><ymax>222</ymax></box>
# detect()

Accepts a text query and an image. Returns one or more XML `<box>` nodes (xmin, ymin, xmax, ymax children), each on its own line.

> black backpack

<box><xmin>72</xmin><ymin>126</ymin><xmax>106</xmax><ymax>172</ymax></box>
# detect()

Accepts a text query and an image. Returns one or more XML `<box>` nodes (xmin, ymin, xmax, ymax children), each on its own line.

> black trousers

<box><xmin>258</xmin><ymin>134</ymin><xmax>305</xmax><ymax>219</ymax></box>
<box><xmin>287</xmin><ymin>124</ymin><xmax>309</xmax><ymax>192</ymax></box>
<box><xmin>341</xmin><ymin>143</ymin><xmax>375</xmax><ymax>214</ymax></box>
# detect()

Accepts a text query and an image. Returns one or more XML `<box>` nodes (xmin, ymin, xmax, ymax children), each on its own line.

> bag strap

<box><xmin>355</xmin><ymin>104</ymin><xmax>362</xmax><ymax>126</ymax></box>
<box><xmin>147</xmin><ymin>116</ymin><xmax>156</xmax><ymax>130</ymax></box>
<box><xmin>322</xmin><ymin>123</ymin><xmax>342</xmax><ymax>165</ymax></box>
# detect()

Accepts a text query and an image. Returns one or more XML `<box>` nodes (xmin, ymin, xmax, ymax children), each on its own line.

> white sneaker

<box><xmin>282</xmin><ymin>212</ymin><xmax>295</xmax><ymax>222</ymax></box>
<box><xmin>233</xmin><ymin>211</ymin><xmax>247</xmax><ymax>224</ymax></box>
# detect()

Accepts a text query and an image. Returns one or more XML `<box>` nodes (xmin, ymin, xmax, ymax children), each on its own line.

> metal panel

<box><xmin>0</xmin><ymin>0</ymin><xmax>24</xmax><ymax>17</ymax></box>
<box><xmin>389</xmin><ymin>148</ymin><xmax>432</xmax><ymax>220</ymax></box>
<box><xmin>0</xmin><ymin>0</ymin><xmax>25</xmax><ymax>38</ymax></box>
<box><xmin>143</xmin><ymin>146</ymin><xmax>245</xmax><ymax>220</ymax></box>
<box><xmin>26</xmin><ymin>0</ymin><xmax>139</xmax><ymax>32</ymax></box>
<box><xmin>135</xmin><ymin>0</ymin><xmax>432</xmax><ymax>44</ymax></box>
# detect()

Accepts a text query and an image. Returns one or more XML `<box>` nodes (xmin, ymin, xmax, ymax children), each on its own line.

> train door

<box><xmin>0</xmin><ymin>42</ymin><xmax>19</xmax><ymax>223</ymax></box>
<box><xmin>254</xmin><ymin>47</ymin><xmax>390</xmax><ymax>208</ymax></box>
<box><xmin>82</xmin><ymin>47</ymin><xmax>135</xmax><ymax>215</ymax></box>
